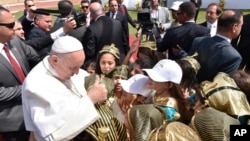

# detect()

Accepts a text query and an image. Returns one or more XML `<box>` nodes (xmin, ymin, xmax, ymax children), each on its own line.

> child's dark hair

<box><xmin>82</xmin><ymin>59</ymin><xmax>96</xmax><ymax>70</ymax></box>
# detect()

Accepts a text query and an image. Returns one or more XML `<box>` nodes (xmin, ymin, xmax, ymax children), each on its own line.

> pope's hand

<box><xmin>87</xmin><ymin>75</ymin><xmax>108</xmax><ymax>104</ymax></box>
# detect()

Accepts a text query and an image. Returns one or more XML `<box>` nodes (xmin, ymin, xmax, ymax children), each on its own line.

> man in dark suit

<box><xmin>51</xmin><ymin>0</ymin><xmax>87</xmax><ymax>43</ymax></box>
<box><xmin>20</xmin><ymin>1</ymin><xmax>37</xmax><ymax>40</ymax></box>
<box><xmin>25</xmin><ymin>13</ymin><xmax>53</xmax><ymax>58</ymax></box>
<box><xmin>231</xmin><ymin>14</ymin><xmax>250</xmax><ymax>72</ymax></box>
<box><xmin>106</xmin><ymin>0</ymin><xmax>129</xmax><ymax>45</ymax></box>
<box><xmin>159</xmin><ymin>1</ymin><xmax>210</xmax><ymax>60</ymax></box>
<box><xmin>82</xmin><ymin>2</ymin><xmax>129</xmax><ymax>63</ymax></box>
<box><xmin>189</xmin><ymin>9</ymin><xmax>243</xmax><ymax>83</ymax></box>
<box><xmin>117</xmin><ymin>0</ymin><xmax>136</xmax><ymax>28</ymax></box>
<box><xmin>80</xmin><ymin>0</ymin><xmax>91</xmax><ymax>27</ymax></box>
<box><xmin>199</xmin><ymin>3</ymin><xmax>222</xmax><ymax>37</ymax></box>
<box><xmin>18</xmin><ymin>0</ymin><xmax>36</xmax><ymax>22</ymax></box>
<box><xmin>190</xmin><ymin>0</ymin><xmax>202</xmax><ymax>22</ymax></box>
<box><xmin>27</xmin><ymin>14</ymin><xmax>52</xmax><ymax>40</ymax></box>
<box><xmin>15</xmin><ymin>17</ymin><xmax>77</xmax><ymax>61</ymax></box>
<box><xmin>0</xmin><ymin>5</ymin><xmax>41</xmax><ymax>141</ymax></box>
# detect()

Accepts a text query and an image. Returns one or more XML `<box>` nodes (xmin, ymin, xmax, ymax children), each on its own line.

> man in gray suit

<box><xmin>0</xmin><ymin>5</ymin><xmax>76</xmax><ymax>140</ymax></box>
<box><xmin>149</xmin><ymin>0</ymin><xmax>171</xmax><ymax>39</ymax></box>
<box><xmin>189</xmin><ymin>9</ymin><xmax>243</xmax><ymax>83</ymax></box>
<box><xmin>0</xmin><ymin>5</ymin><xmax>41</xmax><ymax>141</ymax></box>
<box><xmin>137</xmin><ymin>0</ymin><xmax>171</xmax><ymax>40</ymax></box>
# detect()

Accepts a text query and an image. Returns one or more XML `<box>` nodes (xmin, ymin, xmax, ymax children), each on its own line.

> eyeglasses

<box><xmin>28</xmin><ymin>4</ymin><xmax>35</xmax><ymax>7</ymax></box>
<box><xmin>81</xmin><ymin>6</ymin><xmax>89</xmax><ymax>9</ymax></box>
<box><xmin>0</xmin><ymin>22</ymin><xmax>15</xmax><ymax>29</ymax></box>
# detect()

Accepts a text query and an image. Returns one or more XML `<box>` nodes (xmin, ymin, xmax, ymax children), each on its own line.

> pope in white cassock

<box><xmin>22</xmin><ymin>36</ymin><xmax>107</xmax><ymax>141</ymax></box>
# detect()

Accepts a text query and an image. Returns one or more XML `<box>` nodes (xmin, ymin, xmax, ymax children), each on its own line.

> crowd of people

<box><xmin>1</xmin><ymin>0</ymin><xmax>250</xmax><ymax>141</ymax></box>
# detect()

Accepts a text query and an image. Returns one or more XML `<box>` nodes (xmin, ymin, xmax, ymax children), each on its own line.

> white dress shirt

<box><xmin>207</xmin><ymin>21</ymin><xmax>217</xmax><ymax>37</ymax></box>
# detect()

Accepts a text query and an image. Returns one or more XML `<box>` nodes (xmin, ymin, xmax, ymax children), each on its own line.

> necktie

<box><xmin>3</xmin><ymin>44</ymin><xmax>25</xmax><ymax>83</ymax></box>
<box><xmin>120</xmin><ymin>4</ymin><xmax>126</xmax><ymax>15</ymax></box>
<box><xmin>112</xmin><ymin>13</ymin><xmax>115</xmax><ymax>19</ymax></box>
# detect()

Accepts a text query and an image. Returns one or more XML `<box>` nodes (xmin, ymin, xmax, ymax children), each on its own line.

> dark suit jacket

<box><xmin>24</xmin><ymin>35</ymin><xmax>54</xmax><ymax>51</ymax></box>
<box><xmin>51</xmin><ymin>17</ymin><xmax>87</xmax><ymax>43</ymax></box>
<box><xmin>159</xmin><ymin>22</ymin><xmax>210</xmax><ymax>60</ymax></box>
<box><xmin>105</xmin><ymin>11</ymin><xmax>129</xmax><ymax>44</ymax></box>
<box><xmin>190</xmin><ymin>0</ymin><xmax>202</xmax><ymax>22</ymax></box>
<box><xmin>189</xmin><ymin>36</ymin><xmax>242</xmax><ymax>83</ymax></box>
<box><xmin>118</xmin><ymin>4</ymin><xmax>136</xmax><ymax>28</ymax></box>
<box><xmin>231</xmin><ymin>14</ymin><xmax>250</xmax><ymax>70</ymax></box>
<box><xmin>21</xmin><ymin>17</ymin><xmax>34</xmax><ymax>40</ymax></box>
<box><xmin>199</xmin><ymin>21</ymin><xmax>207</xmax><ymax>27</ymax></box>
<box><xmin>27</xmin><ymin>26</ymin><xmax>51</xmax><ymax>58</ymax></box>
<box><xmin>27</xmin><ymin>26</ymin><xmax>48</xmax><ymax>40</ymax></box>
<box><xmin>82</xmin><ymin>15</ymin><xmax>129</xmax><ymax>63</ymax></box>
<box><xmin>0</xmin><ymin>36</ymin><xmax>41</xmax><ymax>132</ymax></box>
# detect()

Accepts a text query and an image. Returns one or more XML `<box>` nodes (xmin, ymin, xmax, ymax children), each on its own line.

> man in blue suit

<box><xmin>189</xmin><ymin>9</ymin><xmax>243</xmax><ymax>83</ymax></box>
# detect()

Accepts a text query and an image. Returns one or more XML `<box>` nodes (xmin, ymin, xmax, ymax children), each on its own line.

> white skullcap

<box><xmin>52</xmin><ymin>36</ymin><xmax>83</xmax><ymax>53</ymax></box>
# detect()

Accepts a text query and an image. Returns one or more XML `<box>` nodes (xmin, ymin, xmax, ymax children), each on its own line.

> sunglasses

<box><xmin>0</xmin><ymin>22</ymin><xmax>15</xmax><ymax>29</ymax></box>
<box><xmin>81</xmin><ymin>6</ymin><xmax>89</xmax><ymax>9</ymax></box>
<box><xmin>28</xmin><ymin>4</ymin><xmax>35</xmax><ymax>7</ymax></box>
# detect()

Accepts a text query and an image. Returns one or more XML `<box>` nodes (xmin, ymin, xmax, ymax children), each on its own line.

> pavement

<box><xmin>3</xmin><ymin>0</ymin><xmax>80</xmax><ymax>13</ymax></box>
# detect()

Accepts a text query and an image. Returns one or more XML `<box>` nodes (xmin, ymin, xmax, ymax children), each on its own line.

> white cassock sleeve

<box><xmin>45</xmin><ymin>95</ymin><xmax>99</xmax><ymax>141</ymax></box>
<box><xmin>22</xmin><ymin>65</ymin><xmax>99</xmax><ymax>141</ymax></box>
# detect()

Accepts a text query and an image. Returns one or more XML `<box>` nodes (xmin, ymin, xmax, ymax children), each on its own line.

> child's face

<box><xmin>87</xmin><ymin>66</ymin><xmax>95</xmax><ymax>74</ymax></box>
<box><xmin>99</xmin><ymin>53</ymin><xmax>116</xmax><ymax>74</ymax></box>
<box><xmin>130</xmin><ymin>63</ymin><xmax>143</xmax><ymax>76</ymax></box>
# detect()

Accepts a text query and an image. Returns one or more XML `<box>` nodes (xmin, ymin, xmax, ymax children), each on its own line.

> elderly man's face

<box><xmin>53</xmin><ymin>51</ymin><xmax>85</xmax><ymax>81</ymax></box>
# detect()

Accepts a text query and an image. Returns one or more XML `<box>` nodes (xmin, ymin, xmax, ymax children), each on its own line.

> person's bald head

<box><xmin>89</xmin><ymin>2</ymin><xmax>104</xmax><ymax>20</ymax></box>
<box><xmin>217</xmin><ymin>9</ymin><xmax>243</xmax><ymax>39</ymax></box>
